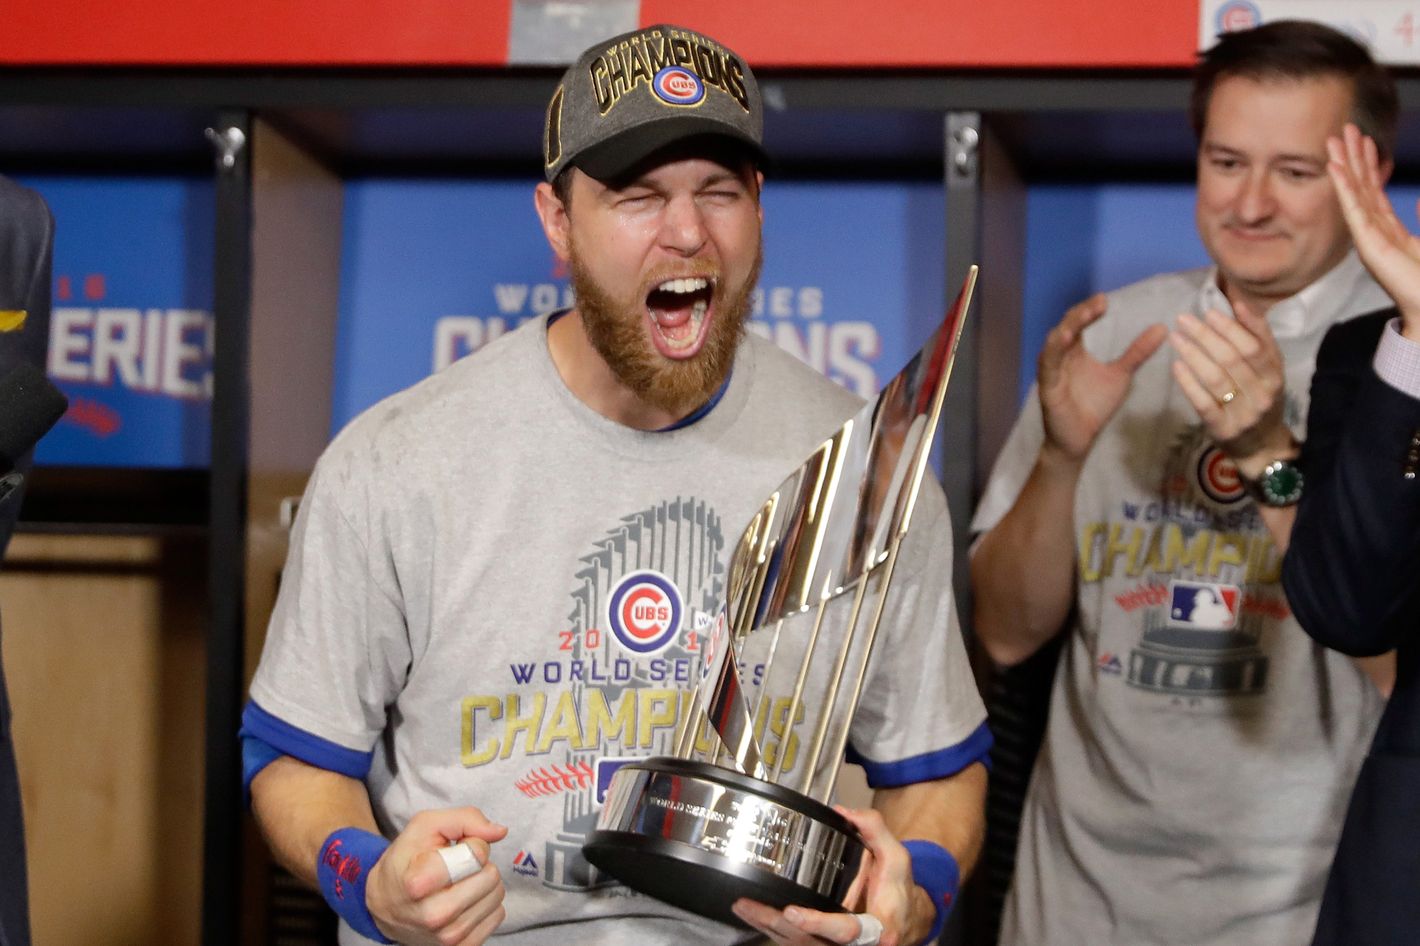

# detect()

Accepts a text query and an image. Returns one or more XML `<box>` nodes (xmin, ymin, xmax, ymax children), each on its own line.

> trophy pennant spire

<box><xmin>683</xmin><ymin>266</ymin><xmax>978</xmax><ymax>784</ymax></box>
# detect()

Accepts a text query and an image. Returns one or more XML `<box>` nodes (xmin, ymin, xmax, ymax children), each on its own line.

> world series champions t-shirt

<box><xmin>248</xmin><ymin>314</ymin><xmax>990</xmax><ymax>945</ymax></box>
<box><xmin>972</xmin><ymin>256</ymin><xmax>1389</xmax><ymax>946</ymax></box>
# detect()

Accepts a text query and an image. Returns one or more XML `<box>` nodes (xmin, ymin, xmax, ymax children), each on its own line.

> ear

<box><xmin>1379</xmin><ymin>156</ymin><xmax>1395</xmax><ymax>187</ymax></box>
<box><xmin>534</xmin><ymin>181</ymin><xmax>572</xmax><ymax>261</ymax></box>
<box><xmin>754</xmin><ymin>170</ymin><xmax>765</xmax><ymax>226</ymax></box>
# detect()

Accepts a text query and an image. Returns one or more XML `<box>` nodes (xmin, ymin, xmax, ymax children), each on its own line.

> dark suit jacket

<box><xmin>0</xmin><ymin>174</ymin><xmax>53</xmax><ymax>946</ymax></box>
<box><xmin>1283</xmin><ymin>309</ymin><xmax>1420</xmax><ymax>946</ymax></box>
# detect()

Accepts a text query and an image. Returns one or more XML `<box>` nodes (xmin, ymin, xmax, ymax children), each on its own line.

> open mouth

<box><xmin>646</xmin><ymin>276</ymin><xmax>715</xmax><ymax>359</ymax></box>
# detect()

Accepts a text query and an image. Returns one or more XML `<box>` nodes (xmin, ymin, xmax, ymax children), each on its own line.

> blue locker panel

<box><xmin>22</xmin><ymin>175</ymin><xmax>215</xmax><ymax>468</ymax></box>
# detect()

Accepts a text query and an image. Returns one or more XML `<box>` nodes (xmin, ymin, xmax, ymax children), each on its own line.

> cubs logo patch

<box><xmin>652</xmin><ymin>66</ymin><xmax>705</xmax><ymax>106</ymax></box>
<box><xmin>1215</xmin><ymin>0</ymin><xmax>1261</xmax><ymax>34</ymax></box>
<box><xmin>1169</xmin><ymin>579</ymin><xmax>1240</xmax><ymax>630</ymax></box>
<box><xmin>607</xmin><ymin>569</ymin><xmax>683</xmax><ymax>654</ymax></box>
<box><xmin>1196</xmin><ymin>445</ymin><xmax>1245</xmax><ymax>505</ymax></box>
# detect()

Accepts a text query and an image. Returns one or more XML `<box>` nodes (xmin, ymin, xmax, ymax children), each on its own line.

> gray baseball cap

<box><xmin>543</xmin><ymin>24</ymin><xmax>765</xmax><ymax>182</ymax></box>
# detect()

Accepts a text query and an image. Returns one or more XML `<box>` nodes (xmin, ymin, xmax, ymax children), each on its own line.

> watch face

<box><xmin>1261</xmin><ymin>461</ymin><xmax>1304</xmax><ymax>506</ymax></box>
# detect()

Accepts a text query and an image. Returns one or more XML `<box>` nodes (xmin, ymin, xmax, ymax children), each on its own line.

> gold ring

<box><xmin>1218</xmin><ymin>389</ymin><xmax>1237</xmax><ymax>406</ymax></box>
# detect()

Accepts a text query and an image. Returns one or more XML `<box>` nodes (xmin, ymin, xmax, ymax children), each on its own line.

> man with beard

<box><xmin>242</xmin><ymin>24</ymin><xmax>989</xmax><ymax>946</ymax></box>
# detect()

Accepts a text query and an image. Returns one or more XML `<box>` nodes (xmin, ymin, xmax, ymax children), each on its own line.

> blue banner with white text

<box><xmin>21</xmin><ymin>175</ymin><xmax>214</xmax><ymax>468</ymax></box>
<box><xmin>332</xmin><ymin>177</ymin><xmax>949</xmax><ymax>430</ymax></box>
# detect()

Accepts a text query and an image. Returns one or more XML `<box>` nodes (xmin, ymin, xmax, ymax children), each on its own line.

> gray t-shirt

<box><xmin>251</xmin><ymin>314</ymin><xmax>987</xmax><ymax>945</ymax></box>
<box><xmin>972</xmin><ymin>257</ymin><xmax>1389</xmax><ymax>946</ymax></box>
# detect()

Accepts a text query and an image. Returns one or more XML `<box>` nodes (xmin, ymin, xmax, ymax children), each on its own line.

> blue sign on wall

<box><xmin>332</xmin><ymin>177</ymin><xmax>947</xmax><ymax>431</ymax></box>
<box><xmin>1020</xmin><ymin>183</ymin><xmax>1207</xmax><ymax>406</ymax></box>
<box><xmin>21</xmin><ymin>175</ymin><xmax>215</xmax><ymax>468</ymax></box>
<box><xmin>27</xmin><ymin>172</ymin><xmax>1408</xmax><ymax>471</ymax></box>
<box><xmin>1019</xmin><ymin>181</ymin><xmax>1420</xmax><ymax>406</ymax></box>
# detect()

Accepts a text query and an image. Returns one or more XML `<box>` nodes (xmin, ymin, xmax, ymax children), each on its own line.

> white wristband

<box><xmin>437</xmin><ymin>842</ymin><xmax>483</xmax><ymax>883</ymax></box>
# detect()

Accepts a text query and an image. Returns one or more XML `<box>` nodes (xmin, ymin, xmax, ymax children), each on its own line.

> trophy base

<box><xmin>584</xmin><ymin>757</ymin><xmax>864</xmax><ymax>928</ymax></box>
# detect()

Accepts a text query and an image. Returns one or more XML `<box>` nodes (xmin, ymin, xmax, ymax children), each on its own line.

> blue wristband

<box><xmin>317</xmin><ymin>828</ymin><xmax>395</xmax><ymax>944</ymax></box>
<box><xmin>902</xmin><ymin>839</ymin><xmax>960</xmax><ymax>944</ymax></box>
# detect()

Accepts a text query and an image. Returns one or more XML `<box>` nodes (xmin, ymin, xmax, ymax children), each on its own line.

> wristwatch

<box><xmin>1240</xmin><ymin>457</ymin><xmax>1304</xmax><ymax>507</ymax></box>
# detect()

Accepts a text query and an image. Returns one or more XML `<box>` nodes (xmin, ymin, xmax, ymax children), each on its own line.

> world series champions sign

<box><xmin>333</xmin><ymin>177</ymin><xmax>946</xmax><ymax>432</ymax></box>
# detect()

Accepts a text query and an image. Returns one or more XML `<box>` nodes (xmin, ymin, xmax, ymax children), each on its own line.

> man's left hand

<box><xmin>731</xmin><ymin>807</ymin><xmax>928</xmax><ymax>946</ymax></box>
<box><xmin>1169</xmin><ymin>302</ymin><xmax>1294</xmax><ymax>478</ymax></box>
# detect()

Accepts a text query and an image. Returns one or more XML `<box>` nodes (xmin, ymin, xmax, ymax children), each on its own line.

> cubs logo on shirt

<box><xmin>1168</xmin><ymin>580</ymin><xmax>1240</xmax><ymax>630</ymax></box>
<box><xmin>1196</xmin><ymin>445</ymin><xmax>1245</xmax><ymax>505</ymax></box>
<box><xmin>607</xmin><ymin>569</ymin><xmax>683</xmax><ymax>654</ymax></box>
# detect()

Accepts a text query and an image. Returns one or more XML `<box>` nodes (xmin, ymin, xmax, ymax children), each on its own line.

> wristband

<box><xmin>317</xmin><ymin>828</ymin><xmax>395</xmax><ymax>944</ymax></box>
<box><xmin>902</xmin><ymin>839</ymin><xmax>960</xmax><ymax>945</ymax></box>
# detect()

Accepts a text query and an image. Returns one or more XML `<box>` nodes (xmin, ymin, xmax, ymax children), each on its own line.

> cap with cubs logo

<box><xmin>543</xmin><ymin>23</ymin><xmax>765</xmax><ymax>183</ymax></box>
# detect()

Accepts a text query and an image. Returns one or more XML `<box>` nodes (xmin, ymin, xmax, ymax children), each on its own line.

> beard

<box><xmin>569</xmin><ymin>242</ymin><xmax>762</xmax><ymax>418</ymax></box>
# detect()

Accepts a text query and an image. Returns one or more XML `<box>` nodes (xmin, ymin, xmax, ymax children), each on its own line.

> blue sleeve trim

<box><xmin>845</xmin><ymin>720</ymin><xmax>993</xmax><ymax>789</ymax></box>
<box><xmin>240</xmin><ymin>734</ymin><xmax>284</xmax><ymax>805</ymax></box>
<box><xmin>240</xmin><ymin>700</ymin><xmax>375</xmax><ymax>797</ymax></box>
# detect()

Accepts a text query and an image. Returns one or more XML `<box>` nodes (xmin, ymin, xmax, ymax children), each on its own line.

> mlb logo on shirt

<box><xmin>1168</xmin><ymin>580</ymin><xmax>1240</xmax><ymax>630</ymax></box>
<box><xmin>595</xmin><ymin>756</ymin><xmax>638</xmax><ymax>804</ymax></box>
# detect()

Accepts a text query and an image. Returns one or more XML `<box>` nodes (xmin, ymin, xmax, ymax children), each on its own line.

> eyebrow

<box><xmin>1201</xmin><ymin>142</ymin><xmax>1327</xmax><ymax>167</ymax></box>
<box><xmin>608</xmin><ymin>172</ymin><xmax>751</xmax><ymax>199</ymax></box>
<box><xmin>699</xmin><ymin>170</ymin><xmax>749</xmax><ymax>188</ymax></box>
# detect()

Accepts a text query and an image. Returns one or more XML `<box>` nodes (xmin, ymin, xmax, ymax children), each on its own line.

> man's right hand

<box><xmin>1038</xmin><ymin>293</ymin><xmax>1168</xmax><ymax>464</ymax></box>
<box><xmin>1327</xmin><ymin>123</ymin><xmax>1419</xmax><ymax>340</ymax></box>
<box><xmin>366</xmin><ymin>808</ymin><xmax>509</xmax><ymax>946</ymax></box>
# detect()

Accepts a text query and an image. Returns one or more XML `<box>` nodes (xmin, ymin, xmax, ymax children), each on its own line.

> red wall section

<box><xmin>1</xmin><ymin>0</ymin><xmax>1197</xmax><ymax>68</ymax></box>
<box><xmin>2</xmin><ymin>0</ymin><xmax>513</xmax><ymax>66</ymax></box>
<box><xmin>644</xmin><ymin>1</ymin><xmax>1201</xmax><ymax>68</ymax></box>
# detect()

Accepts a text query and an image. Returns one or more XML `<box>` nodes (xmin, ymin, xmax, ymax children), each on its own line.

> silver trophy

<box><xmin>583</xmin><ymin>267</ymin><xmax>978</xmax><ymax>925</ymax></box>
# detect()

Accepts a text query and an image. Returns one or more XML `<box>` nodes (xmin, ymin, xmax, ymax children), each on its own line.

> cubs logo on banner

<box><xmin>652</xmin><ymin>67</ymin><xmax>705</xmax><ymax>106</ymax></box>
<box><xmin>606</xmin><ymin>569</ymin><xmax>683</xmax><ymax>654</ymax></box>
<box><xmin>1169</xmin><ymin>579</ymin><xmax>1240</xmax><ymax>630</ymax></box>
<box><xmin>1214</xmin><ymin>0</ymin><xmax>1262</xmax><ymax>33</ymax></box>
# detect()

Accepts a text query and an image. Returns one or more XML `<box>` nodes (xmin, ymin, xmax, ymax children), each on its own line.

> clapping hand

<box><xmin>1038</xmin><ymin>294</ymin><xmax>1168</xmax><ymax>464</ymax></box>
<box><xmin>1169</xmin><ymin>302</ymin><xmax>1293</xmax><ymax>478</ymax></box>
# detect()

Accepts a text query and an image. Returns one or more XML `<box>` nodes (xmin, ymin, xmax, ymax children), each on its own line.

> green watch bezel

<box><xmin>1246</xmin><ymin>458</ymin><xmax>1304</xmax><ymax>507</ymax></box>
